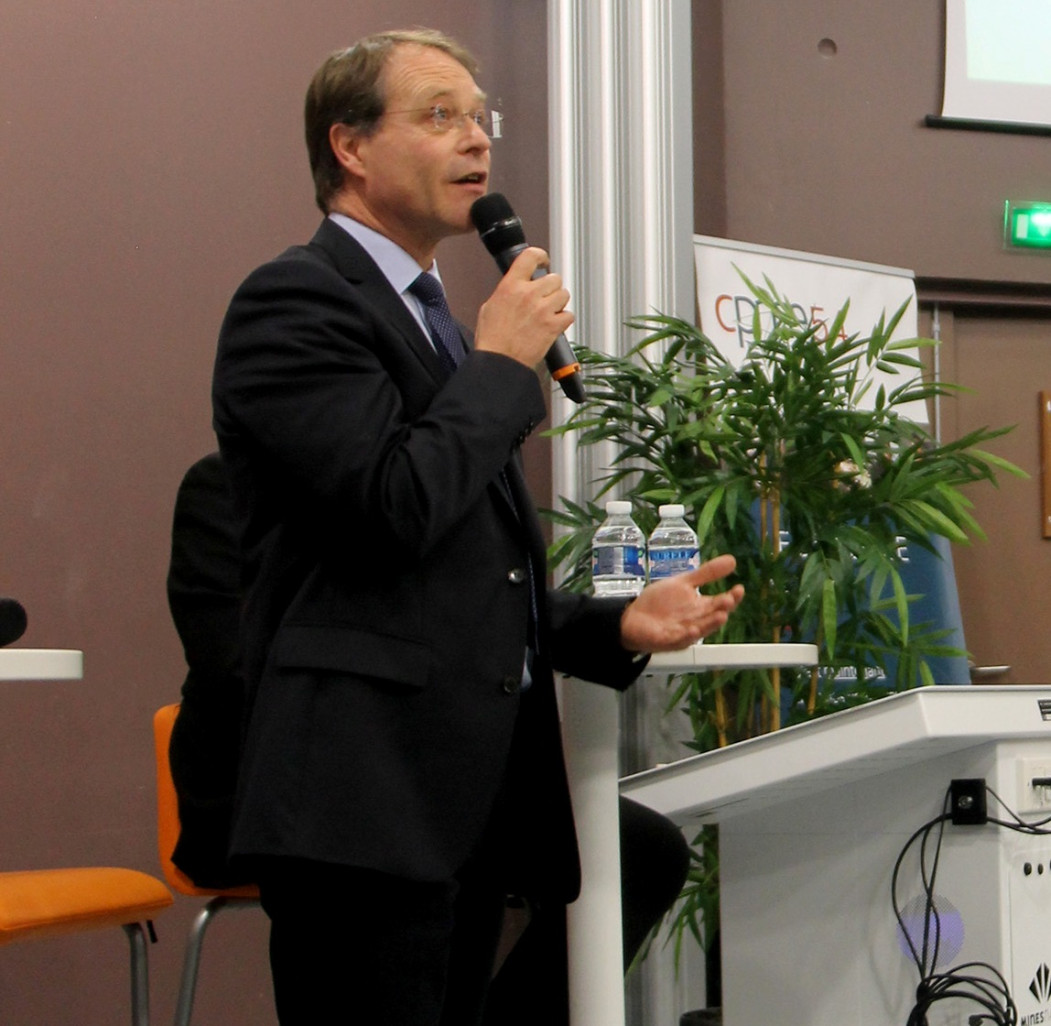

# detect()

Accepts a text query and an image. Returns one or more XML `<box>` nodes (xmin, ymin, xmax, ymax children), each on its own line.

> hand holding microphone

<box><xmin>471</xmin><ymin>194</ymin><xmax>585</xmax><ymax>403</ymax></box>
<box><xmin>472</xmin><ymin>246</ymin><xmax>572</xmax><ymax>371</ymax></box>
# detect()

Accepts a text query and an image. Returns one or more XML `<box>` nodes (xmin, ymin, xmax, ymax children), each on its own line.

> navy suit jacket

<box><xmin>212</xmin><ymin>218</ymin><xmax>644</xmax><ymax>901</ymax></box>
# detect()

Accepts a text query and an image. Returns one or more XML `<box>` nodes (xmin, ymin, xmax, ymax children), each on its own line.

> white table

<box><xmin>0</xmin><ymin>649</ymin><xmax>83</xmax><ymax>681</ymax></box>
<box><xmin>561</xmin><ymin>642</ymin><xmax>818</xmax><ymax>1026</ymax></box>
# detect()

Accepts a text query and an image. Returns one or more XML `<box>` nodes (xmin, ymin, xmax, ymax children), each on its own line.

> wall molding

<box><xmin>916</xmin><ymin>276</ymin><xmax>1051</xmax><ymax>312</ymax></box>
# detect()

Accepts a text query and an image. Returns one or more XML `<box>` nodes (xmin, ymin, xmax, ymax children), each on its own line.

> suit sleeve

<box><xmin>545</xmin><ymin>589</ymin><xmax>650</xmax><ymax>690</ymax></box>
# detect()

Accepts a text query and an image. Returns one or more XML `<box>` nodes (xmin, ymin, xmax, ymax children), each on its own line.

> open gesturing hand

<box><xmin>620</xmin><ymin>554</ymin><xmax>745</xmax><ymax>654</ymax></box>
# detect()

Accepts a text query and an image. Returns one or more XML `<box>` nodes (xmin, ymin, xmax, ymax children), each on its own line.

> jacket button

<box><xmin>507</xmin><ymin>567</ymin><xmax>526</xmax><ymax>585</ymax></box>
<box><xmin>501</xmin><ymin>676</ymin><xmax>521</xmax><ymax>695</ymax></box>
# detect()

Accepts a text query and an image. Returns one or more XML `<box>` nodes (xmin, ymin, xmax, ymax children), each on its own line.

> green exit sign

<box><xmin>1005</xmin><ymin>202</ymin><xmax>1051</xmax><ymax>249</ymax></box>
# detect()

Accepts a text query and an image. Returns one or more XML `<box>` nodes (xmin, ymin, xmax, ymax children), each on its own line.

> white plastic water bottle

<box><xmin>591</xmin><ymin>501</ymin><xmax>647</xmax><ymax>597</ymax></box>
<box><xmin>647</xmin><ymin>504</ymin><xmax>700</xmax><ymax>582</ymax></box>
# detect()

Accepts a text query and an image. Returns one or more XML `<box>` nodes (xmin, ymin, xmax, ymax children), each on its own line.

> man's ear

<box><xmin>329</xmin><ymin>122</ymin><xmax>366</xmax><ymax>179</ymax></box>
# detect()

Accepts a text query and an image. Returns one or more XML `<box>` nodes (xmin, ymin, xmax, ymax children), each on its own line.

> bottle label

<box><xmin>649</xmin><ymin>547</ymin><xmax>699</xmax><ymax>580</ymax></box>
<box><xmin>593</xmin><ymin>545</ymin><xmax>645</xmax><ymax>578</ymax></box>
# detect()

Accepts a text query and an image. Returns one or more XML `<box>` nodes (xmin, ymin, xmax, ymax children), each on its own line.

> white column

<box><xmin>547</xmin><ymin>0</ymin><xmax>694</xmax><ymax>496</ymax></box>
<box><xmin>548</xmin><ymin>4</ymin><xmax>694</xmax><ymax>1026</ymax></box>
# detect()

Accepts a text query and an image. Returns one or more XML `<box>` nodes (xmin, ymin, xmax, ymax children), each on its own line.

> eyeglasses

<box><xmin>382</xmin><ymin>104</ymin><xmax>503</xmax><ymax>139</ymax></box>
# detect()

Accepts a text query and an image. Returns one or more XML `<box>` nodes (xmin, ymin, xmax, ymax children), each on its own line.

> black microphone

<box><xmin>0</xmin><ymin>598</ymin><xmax>27</xmax><ymax>647</ymax></box>
<box><xmin>470</xmin><ymin>193</ymin><xmax>585</xmax><ymax>403</ymax></box>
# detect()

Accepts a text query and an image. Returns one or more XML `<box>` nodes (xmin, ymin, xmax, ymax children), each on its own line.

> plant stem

<box><xmin>713</xmin><ymin>675</ymin><xmax>728</xmax><ymax>748</ymax></box>
<box><xmin>807</xmin><ymin>625</ymin><xmax>824</xmax><ymax>714</ymax></box>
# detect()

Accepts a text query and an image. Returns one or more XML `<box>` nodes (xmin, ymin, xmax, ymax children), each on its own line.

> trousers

<box><xmin>257</xmin><ymin>854</ymin><xmax>507</xmax><ymax>1026</ymax></box>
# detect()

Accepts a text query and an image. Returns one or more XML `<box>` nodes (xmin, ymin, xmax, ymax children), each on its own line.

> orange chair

<box><xmin>152</xmin><ymin>703</ymin><xmax>259</xmax><ymax>1026</ymax></box>
<box><xmin>0</xmin><ymin>861</ymin><xmax>173</xmax><ymax>1024</ymax></box>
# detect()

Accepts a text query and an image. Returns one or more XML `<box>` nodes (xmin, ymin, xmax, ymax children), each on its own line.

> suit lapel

<box><xmin>308</xmin><ymin>219</ymin><xmax>451</xmax><ymax>386</ymax></box>
<box><xmin>309</xmin><ymin>219</ymin><xmax>527</xmax><ymax>545</ymax></box>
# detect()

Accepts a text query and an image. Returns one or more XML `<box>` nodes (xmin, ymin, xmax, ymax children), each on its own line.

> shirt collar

<box><xmin>327</xmin><ymin>213</ymin><xmax>443</xmax><ymax>295</ymax></box>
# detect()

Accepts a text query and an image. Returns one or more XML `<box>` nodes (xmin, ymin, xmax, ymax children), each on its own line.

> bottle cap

<box><xmin>658</xmin><ymin>504</ymin><xmax>685</xmax><ymax>517</ymax></box>
<box><xmin>605</xmin><ymin>500</ymin><xmax>633</xmax><ymax>515</ymax></box>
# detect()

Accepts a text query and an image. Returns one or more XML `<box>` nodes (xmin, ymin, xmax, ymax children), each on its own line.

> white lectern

<box><xmin>622</xmin><ymin>686</ymin><xmax>1051</xmax><ymax>1026</ymax></box>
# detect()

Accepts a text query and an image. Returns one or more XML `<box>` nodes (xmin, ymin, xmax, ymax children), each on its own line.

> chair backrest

<box><xmin>152</xmin><ymin>703</ymin><xmax>258</xmax><ymax>899</ymax></box>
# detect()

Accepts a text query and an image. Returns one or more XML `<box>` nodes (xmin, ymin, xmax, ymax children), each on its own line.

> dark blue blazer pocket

<box><xmin>272</xmin><ymin>623</ymin><xmax>430</xmax><ymax>689</ymax></box>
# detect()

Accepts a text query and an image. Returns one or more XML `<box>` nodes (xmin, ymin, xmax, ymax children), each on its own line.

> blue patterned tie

<box><xmin>408</xmin><ymin>272</ymin><xmax>466</xmax><ymax>376</ymax></box>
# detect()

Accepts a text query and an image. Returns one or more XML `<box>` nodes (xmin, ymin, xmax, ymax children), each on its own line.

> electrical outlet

<box><xmin>1017</xmin><ymin>757</ymin><xmax>1051</xmax><ymax>813</ymax></box>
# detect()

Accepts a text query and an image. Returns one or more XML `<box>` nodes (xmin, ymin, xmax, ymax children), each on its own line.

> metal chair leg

<box><xmin>173</xmin><ymin>896</ymin><xmax>260</xmax><ymax>1026</ymax></box>
<box><xmin>122</xmin><ymin>922</ymin><xmax>151</xmax><ymax>1026</ymax></box>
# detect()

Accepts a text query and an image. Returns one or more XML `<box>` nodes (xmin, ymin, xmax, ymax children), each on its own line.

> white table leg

<box><xmin>562</xmin><ymin>681</ymin><xmax>625</xmax><ymax>1026</ymax></box>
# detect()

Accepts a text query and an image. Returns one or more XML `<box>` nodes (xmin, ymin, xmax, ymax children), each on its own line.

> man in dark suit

<box><xmin>211</xmin><ymin>27</ymin><xmax>743</xmax><ymax>1026</ymax></box>
<box><xmin>167</xmin><ymin>450</ymin><xmax>694</xmax><ymax>1022</ymax></box>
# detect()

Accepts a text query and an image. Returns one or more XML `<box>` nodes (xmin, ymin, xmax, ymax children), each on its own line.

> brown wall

<box><xmin>695</xmin><ymin>0</ymin><xmax>1051</xmax><ymax>285</ymax></box>
<box><xmin>0</xmin><ymin>2</ymin><xmax>547</xmax><ymax>1022</ymax></box>
<box><xmin>927</xmin><ymin>307</ymin><xmax>1051</xmax><ymax>684</ymax></box>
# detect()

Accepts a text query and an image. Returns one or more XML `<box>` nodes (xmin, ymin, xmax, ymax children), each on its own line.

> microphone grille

<box><xmin>470</xmin><ymin>192</ymin><xmax>515</xmax><ymax>233</ymax></box>
<box><xmin>0</xmin><ymin>598</ymin><xmax>27</xmax><ymax>647</ymax></box>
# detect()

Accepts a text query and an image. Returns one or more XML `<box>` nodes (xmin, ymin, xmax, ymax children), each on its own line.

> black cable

<box><xmin>891</xmin><ymin>790</ymin><xmax>953</xmax><ymax>977</ymax></box>
<box><xmin>986</xmin><ymin>786</ymin><xmax>1051</xmax><ymax>833</ymax></box>
<box><xmin>894</xmin><ymin>785</ymin><xmax>1020</xmax><ymax>1026</ymax></box>
<box><xmin>918</xmin><ymin>794</ymin><xmax>951</xmax><ymax>973</ymax></box>
<box><xmin>911</xmin><ymin>963</ymin><xmax>1015</xmax><ymax>1025</ymax></box>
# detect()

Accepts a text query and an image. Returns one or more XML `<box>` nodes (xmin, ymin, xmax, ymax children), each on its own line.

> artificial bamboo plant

<box><xmin>548</xmin><ymin>274</ymin><xmax>1022</xmax><ymax>743</ymax></box>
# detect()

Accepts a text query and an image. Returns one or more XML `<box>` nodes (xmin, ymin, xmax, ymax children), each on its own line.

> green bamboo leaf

<box><xmin>968</xmin><ymin>448</ymin><xmax>1029</xmax><ymax>479</ymax></box>
<box><xmin>878</xmin><ymin>351</ymin><xmax>924</xmax><ymax>370</ymax></box>
<box><xmin>696</xmin><ymin>486</ymin><xmax>726</xmax><ymax>541</ymax></box>
<box><xmin>839</xmin><ymin>432</ymin><xmax>867</xmax><ymax>469</ymax></box>
<box><xmin>900</xmin><ymin>500</ymin><xmax>969</xmax><ymax>543</ymax></box>
<box><xmin>881</xmin><ymin>298</ymin><xmax>911</xmax><ymax>340</ymax></box>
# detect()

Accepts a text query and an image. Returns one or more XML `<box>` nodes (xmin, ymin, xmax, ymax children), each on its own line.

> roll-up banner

<box><xmin>692</xmin><ymin>235</ymin><xmax>969</xmax><ymax>685</ymax></box>
<box><xmin>693</xmin><ymin>234</ymin><xmax>927</xmax><ymax>425</ymax></box>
